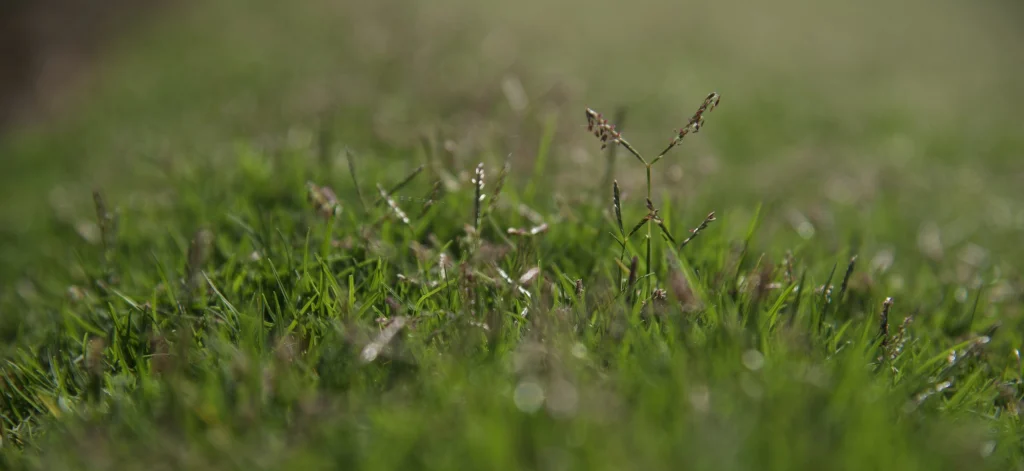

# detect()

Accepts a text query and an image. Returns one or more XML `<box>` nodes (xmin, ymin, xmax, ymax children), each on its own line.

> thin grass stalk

<box><xmin>601</xmin><ymin>108</ymin><xmax>627</xmax><ymax>198</ymax></box>
<box><xmin>419</xmin><ymin>180</ymin><xmax>442</xmax><ymax>217</ymax></box>
<box><xmin>374</xmin><ymin>165</ymin><xmax>424</xmax><ymax>206</ymax></box>
<box><xmin>679</xmin><ymin>212</ymin><xmax>716</xmax><ymax>249</ymax></box>
<box><xmin>586</xmin><ymin>108</ymin><xmax>646</xmax><ymax>165</ymax></box>
<box><xmin>486</xmin><ymin>158</ymin><xmax>510</xmax><ymax>219</ymax></box>
<box><xmin>345</xmin><ymin>147</ymin><xmax>368</xmax><ymax>214</ymax></box>
<box><xmin>816</xmin><ymin>262</ymin><xmax>837</xmax><ymax>334</ymax></box>
<box><xmin>627</xmin><ymin>255</ymin><xmax>639</xmax><ymax>305</ymax></box>
<box><xmin>92</xmin><ymin>190</ymin><xmax>118</xmax><ymax>284</ymax></box>
<box><xmin>183</xmin><ymin>229</ymin><xmax>213</xmax><ymax>314</ymax></box>
<box><xmin>646</xmin><ymin>165</ymin><xmax>653</xmax><ymax>295</ymax></box>
<box><xmin>613</xmin><ymin>180</ymin><xmax>626</xmax><ymax>289</ymax></box>
<box><xmin>837</xmin><ymin>255</ymin><xmax>857</xmax><ymax>305</ymax></box>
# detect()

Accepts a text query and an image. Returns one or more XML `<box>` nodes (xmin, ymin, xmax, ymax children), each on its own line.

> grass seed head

<box><xmin>657</xmin><ymin>92</ymin><xmax>721</xmax><ymax>159</ymax></box>
<box><xmin>838</xmin><ymin>255</ymin><xmax>858</xmax><ymax>301</ymax></box>
<box><xmin>472</xmin><ymin>162</ymin><xmax>486</xmax><ymax>230</ymax></box>
<box><xmin>680</xmin><ymin>211</ymin><xmax>717</xmax><ymax>249</ymax></box>
<box><xmin>784</xmin><ymin>251</ymin><xmax>796</xmax><ymax>284</ymax></box>
<box><xmin>878</xmin><ymin>297</ymin><xmax>894</xmax><ymax>347</ymax></box>
<box><xmin>612</xmin><ymin>180</ymin><xmax>624</xmax><ymax>237</ymax></box>
<box><xmin>377</xmin><ymin>183</ymin><xmax>411</xmax><ymax>225</ymax></box>
<box><xmin>585</xmin><ymin>107</ymin><xmax>623</xmax><ymax>150</ymax></box>
<box><xmin>888</xmin><ymin>315</ymin><xmax>913</xmax><ymax>361</ymax></box>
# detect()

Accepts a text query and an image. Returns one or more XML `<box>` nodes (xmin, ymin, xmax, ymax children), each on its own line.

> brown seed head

<box><xmin>585</xmin><ymin>107</ymin><xmax>623</xmax><ymax>150</ymax></box>
<box><xmin>657</xmin><ymin>92</ymin><xmax>721</xmax><ymax>159</ymax></box>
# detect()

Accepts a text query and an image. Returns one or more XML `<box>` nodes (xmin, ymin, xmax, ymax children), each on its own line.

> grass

<box><xmin>2</xmin><ymin>0</ymin><xmax>1024</xmax><ymax>469</ymax></box>
<box><xmin>1</xmin><ymin>94</ymin><xmax>1021</xmax><ymax>470</ymax></box>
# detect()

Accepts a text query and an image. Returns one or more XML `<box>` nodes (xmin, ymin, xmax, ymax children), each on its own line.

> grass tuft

<box><xmin>1</xmin><ymin>65</ymin><xmax>1022</xmax><ymax>471</ymax></box>
<box><xmin>586</xmin><ymin>94</ymin><xmax>721</xmax><ymax>297</ymax></box>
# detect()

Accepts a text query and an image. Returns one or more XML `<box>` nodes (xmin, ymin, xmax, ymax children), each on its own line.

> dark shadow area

<box><xmin>0</xmin><ymin>0</ymin><xmax>169</xmax><ymax>134</ymax></box>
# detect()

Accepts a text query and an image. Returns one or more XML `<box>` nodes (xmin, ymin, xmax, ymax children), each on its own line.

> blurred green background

<box><xmin>2</xmin><ymin>0</ymin><xmax>1023</xmax><ymax>294</ymax></box>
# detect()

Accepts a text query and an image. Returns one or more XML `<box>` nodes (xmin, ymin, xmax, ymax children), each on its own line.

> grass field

<box><xmin>2</xmin><ymin>0</ymin><xmax>1024</xmax><ymax>469</ymax></box>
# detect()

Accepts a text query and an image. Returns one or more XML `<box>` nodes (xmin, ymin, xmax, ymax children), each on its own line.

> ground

<box><xmin>2</xmin><ymin>0</ymin><xmax>1024</xmax><ymax>469</ymax></box>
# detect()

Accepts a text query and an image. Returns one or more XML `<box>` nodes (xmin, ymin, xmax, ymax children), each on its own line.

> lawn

<box><xmin>2</xmin><ymin>0</ymin><xmax>1024</xmax><ymax>469</ymax></box>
